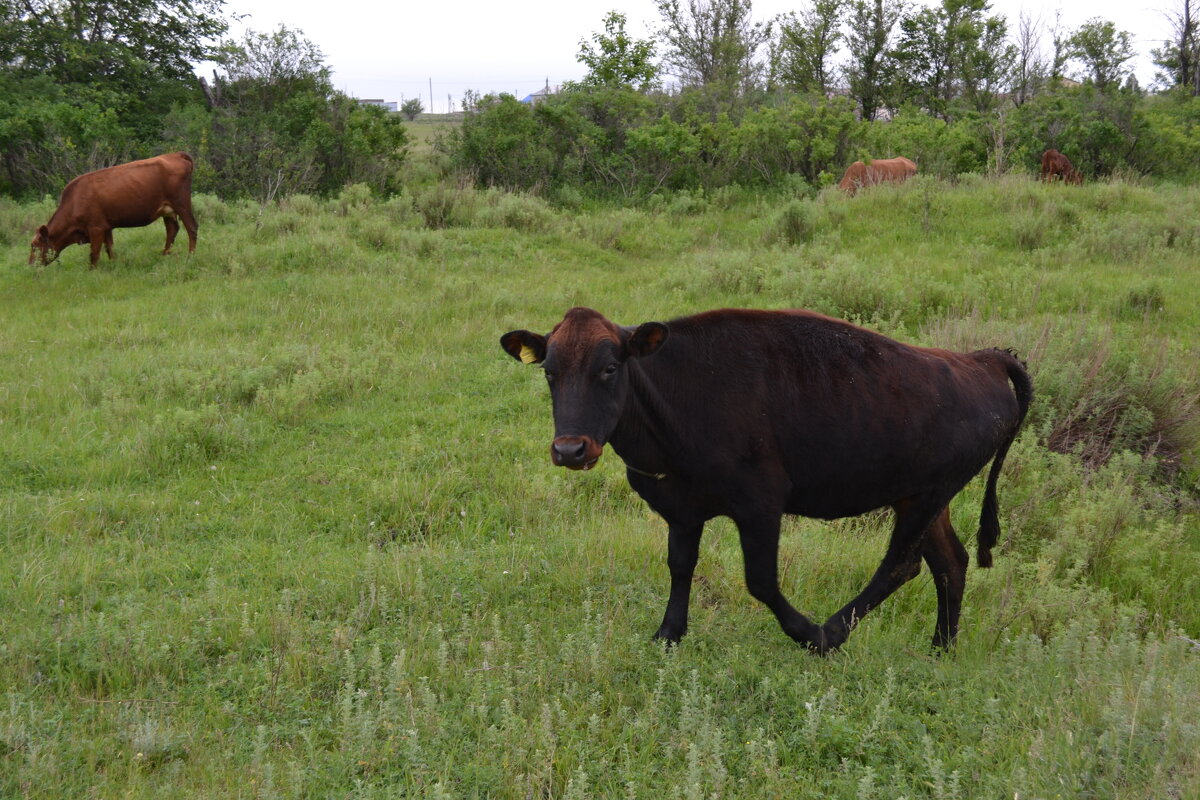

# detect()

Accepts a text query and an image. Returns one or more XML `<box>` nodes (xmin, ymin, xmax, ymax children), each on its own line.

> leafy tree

<box><xmin>770</xmin><ymin>0</ymin><xmax>844</xmax><ymax>96</ymax></box>
<box><xmin>401</xmin><ymin>99</ymin><xmax>424</xmax><ymax>121</ymax></box>
<box><xmin>2</xmin><ymin>0</ymin><xmax>226</xmax><ymax>136</ymax></box>
<box><xmin>1010</xmin><ymin>83</ymin><xmax>1148</xmax><ymax>176</ymax></box>
<box><xmin>0</xmin><ymin>0</ymin><xmax>227</xmax><ymax>194</ymax></box>
<box><xmin>654</xmin><ymin>0</ymin><xmax>771</xmax><ymax>99</ymax></box>
<box><xmin>447</xmin><ymin>94</ymin><xmax>555</xmax><ymax>190</ymax></box>
<box><xmin>844</xmin><ymin>0</ymin><xmax>904</xmax><ymax>121</ymax></box>
<box><xmin>576</xmin><ymin>11</ymin><xmax>659</xmax><ymax>90</ymax></box>
<box><xmin>174</xmin><ymin>25</ymin><xmax>409</xmax><ymax>199</ymax></box>
<box><xmin>1066</xmin><ymin>18</ymin><xmax>1135</xmax><ymax>89</ymax></box>
<box><xmin>3</xmin><ymin>0</ymin><xmax>225</xmax><ymax>84</ymax></box>
<box><xmin>891</xmin><ymin>0</ymin><xmax>1011</xmax><ymax>119</ymax></box>
<box><xmin>959</xmin><ymin>11</ymin><xmax>1013</xmax><ymax>112</ymax></box>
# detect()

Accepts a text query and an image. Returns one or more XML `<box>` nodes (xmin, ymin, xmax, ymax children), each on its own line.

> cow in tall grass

<box><xmin>837</xmin><ymin>157</ymin><xmax>918</xmax><ymax>195</ymax></box>
<box><xmin>502</xmin><ymin>307</ymin><xmax>1032</xmax><ymax>653</ymax></box>
<box><xmin>1040</xmin><ymin>149</ymin><xmax>1082</xmax><ymax>185</ymax></box>
<box><xmin>29</xmin><ymin>152</ymin><xmax>198</xmax><ymax>267</ymax></box>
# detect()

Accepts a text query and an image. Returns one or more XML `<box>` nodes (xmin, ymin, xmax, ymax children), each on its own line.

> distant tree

<box><xmin>1066</xmin><ymin>18</ymin><xmax>1135</xmax><ymax>89</ymax></box>
<box><xmin>1009</xmin><ymin>11</ymin><xmax>1048</xmax><ymax>106</ymax></box>
<box><xmin>0</xmin><ymin>0</ymin><xmax>228</xmax><ymax>195</ymax></box>
<box><xmin>401</xmin><ymin>99</ymin><xmax>424</xmax><ymax>120</ymax></box>
<box><xmin>1048</xmin><ymin>10</ymin><xmax>1070</xmax><ymax>81</ymax></box>
<box><xmin>576</xmin><ymin>11</ymin><xmax>659</xmax><ymax>90</ymax></box>
<box><xmin>844</xmin><ymin>0</ymin><xmax>904</xmax><ymax>121</ymax></box>
<box><xmin>770</xmin><ymin>0</ymin><xmax>844</xmax><ymax>96</ymax></box>
<box><xmin>891</xmin><ymin>0</ymin><xmax>1011</xmax><ymax>119</ymax></box>
<box><xmin>654</xmin><ymin>0</ymin><xmax>771</xmax><ymax>96</ymax></box>
<box><xmin>2</xmin><ymin>0</ymin><xmax>226</xmax><ymax>88</ymax></box>
<box><xmin>959</xmin><ymin>9</ymin><xmax>1014</xmax><ymax>113</ymax></box>
<box><xmin>1151</xmin><ymin>0</ymin><xmax>1200</xmax><ymax>94</ymax></box>
<box><xmin>176</xmin><ymin>25</ymin><xmax>408</xmax><ymax>199</ymax></box>
<box><xmin>214</xmin><ymin>24</ymin><xmax>331</xmax><ymax>104</ymax></box>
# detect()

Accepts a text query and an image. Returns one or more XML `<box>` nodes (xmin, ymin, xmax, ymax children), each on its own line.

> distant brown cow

<box><xmin>838</xmin><ymin>156</ymin><xmax>918</xmax><ymax>195</ymax></box>
<box><xmin>1040</xmin><ymin>149</ymin><xmax>1082</xmax><ymax>185</ymax></box>
<box><xmin>29</xmin><ymin>152</ymin><xmax>198</xmax><ymax>267</ymax></box>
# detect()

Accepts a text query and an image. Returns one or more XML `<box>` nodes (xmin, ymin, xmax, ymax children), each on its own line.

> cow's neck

<box><xmin>44</xmin><ymin>211</ymin><xmax>74</xmax><ymax>250</ymax></box>
<box><xmin>610</xmin><ymin>359</ymin><xmax>687</xmax><ymax>477</ymax></box>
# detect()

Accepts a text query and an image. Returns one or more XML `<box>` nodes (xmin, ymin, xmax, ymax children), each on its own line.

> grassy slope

<box><xmin>0</xmin><ymin>177</ymin><xmax>1197</xmax><ymax>798</ymax></box>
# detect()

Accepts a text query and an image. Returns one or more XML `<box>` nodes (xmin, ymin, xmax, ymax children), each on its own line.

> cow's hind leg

<box><xmin>179</xmin><ymin>204</ymin><xmax>198</xmax><ymax>254</ymax></box>
<box><xmin>922</xmin><ymin>508</ymin><xmax>969</xmax><ymax>650</ymax></box>
<box><xmin>654</xmin><ymin>522</ymin><xmax>704</xmax><ymax>644</ymax></box>
<box><xmin>104</xmin><ymin>230</ymin><xmax>115</xmax><ymax>260</ymax></box>
<box><xmin>162</xmin><ymin>215</ymin><xmax>180</xmax><ymax>255</ymax></box>
<box><xmin>734</xmin><ymin>512</ymin><xmax>826</xmax><ymax>652</ymax></box>
<box><xmin>822</xmin><ymin>496</ymin><xmax>947</xmax><ymax>651</ymax></box>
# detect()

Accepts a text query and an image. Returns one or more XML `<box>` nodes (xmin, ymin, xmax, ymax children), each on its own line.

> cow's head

<box><xmin>501</xmin><ymin>307</ymin><xmax>668</xmax><ymax>470</ymax></box>
<box><xmin>28</xmin><ymin>226</ymin><xmax>52</xmax><ymax>265</ymax></box>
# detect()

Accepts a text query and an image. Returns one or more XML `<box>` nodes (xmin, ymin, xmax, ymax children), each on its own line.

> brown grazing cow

<box><xmin>838</xmin><ymin>156</ymin><xmax>918</xmax><ymax>195</ymax></box>
<box><xmin>1040</xmin><ymin>149</ymin><xmax>1082</xmax><ymax>184</ymax></box>
<box><xmin>502</xmin><ymin>307</ymin><xmax>1032</xmax><ymax>653</ymax></box>
<box><xmin>29</xmin><ymin>152</ymin><xmax>198</xmax><ymax>267</ymax></box>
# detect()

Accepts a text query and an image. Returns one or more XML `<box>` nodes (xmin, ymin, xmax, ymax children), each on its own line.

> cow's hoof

<box><xmin>816</xmin><ymin>622</ymin><xmax>848</xmax><ymax>654</ymax></box>
<box><xmin>653</xmin><ymin>628</ymin><xmax>684</xmax><ymax>647</ymax></box>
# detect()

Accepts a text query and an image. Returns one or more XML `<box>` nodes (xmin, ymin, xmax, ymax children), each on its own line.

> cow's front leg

<box><xmin>654</xmin><ymin>523</ymin><xmax>703</xmax><ymax>643</ymax></box>
<box><xmin>735</xmin><ymin>512</ymin><xmax>826</xmax><ymax>652</ymax></box>
<box><xmin>88</xmin><ymin>230</ymin><xmax>105</xmax><ymax>268</ymax></box>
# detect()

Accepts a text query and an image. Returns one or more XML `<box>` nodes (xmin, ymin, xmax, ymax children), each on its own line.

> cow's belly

<box><xmin>105</xmin><ymin>202</ymin><xmax>172</xmax><ymax>228</ymax></box>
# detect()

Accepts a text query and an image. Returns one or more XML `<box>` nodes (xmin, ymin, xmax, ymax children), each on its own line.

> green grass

<box><xmin>1</xmin><ymin>176</ymin><xmax>1198</xmax><ymax>798</ymax></box>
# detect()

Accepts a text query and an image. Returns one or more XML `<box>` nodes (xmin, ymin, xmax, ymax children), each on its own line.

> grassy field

<box><xmin>1</xmin><ymin>176</ymin><xmax>1198</xmax><ymax>798</ymax></box>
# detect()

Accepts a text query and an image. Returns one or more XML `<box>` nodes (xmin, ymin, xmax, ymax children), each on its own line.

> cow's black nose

<box><xmin>553</xmin><ymin>439</ymin><xmax>587</xmax><ymax>466</ymax></box>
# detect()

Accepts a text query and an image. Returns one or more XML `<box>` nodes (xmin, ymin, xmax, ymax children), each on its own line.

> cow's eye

<box><xmin>601</xmin><ymin>363</ymin><xmax>618</xmax><ymax>379</ymax></box>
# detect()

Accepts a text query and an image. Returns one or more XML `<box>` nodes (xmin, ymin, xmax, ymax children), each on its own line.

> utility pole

<box><xmin>429</xmin><ymin>78</ymin><xmax>434</xmax><ymax>112</ymax></box>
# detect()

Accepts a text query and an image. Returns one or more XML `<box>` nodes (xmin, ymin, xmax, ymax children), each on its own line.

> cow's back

<box><xmin>628</xmin><ymin>310</ymin><xmax>1021</xmax><ymax>517</ymax></box>
<box><xmin>57</xmin><ymin>153</ymin><xmax>194</xmax><ymax>228</ymax></box>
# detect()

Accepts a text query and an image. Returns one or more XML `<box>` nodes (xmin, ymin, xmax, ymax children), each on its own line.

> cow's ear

<box><xmin>626</xmin><ymin>322</ymin><xmax>668</xmax><ymax>359</ymax></box>
<box><xmin>37</xmin><ymin>225</ymin><xmax>48</xmax><ymax>241</ymax></box>
<box><xmin>500</xmin><ymin>330</ymin><xmax>547</xmax><ymax>364</ymax></box>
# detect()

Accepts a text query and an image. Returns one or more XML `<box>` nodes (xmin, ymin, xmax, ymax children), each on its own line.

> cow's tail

<box><xmin>977</xmin><ymin>349</ymin><xmax>1033</xmax><ymax>568</ymax></box>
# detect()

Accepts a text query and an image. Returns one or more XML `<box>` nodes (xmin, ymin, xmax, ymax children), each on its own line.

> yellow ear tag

<box><xmin>519</xmin><ymin>345</ymin><xmax>538</xmax><ymax>364</ymax></box>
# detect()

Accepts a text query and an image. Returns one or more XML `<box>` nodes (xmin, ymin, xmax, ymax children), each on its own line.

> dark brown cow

<box><xmin>1040</xmin><ymin>149</ymin><xmax>1082</xmax><ymax>185</ymax></box>
<box><xmin>29</xmin><ymin>152</ymin><xmax>198</xmax><ymax>267</ymax></box>
<box><xmin>502</xmin><ymin>307</ymin><xmax>1032</xmax><ymax>653</ymax></box>
<box><xmin>838</xmin><ymin>156</ymin><xmax>918</xmax><ymax>195</ymax></box>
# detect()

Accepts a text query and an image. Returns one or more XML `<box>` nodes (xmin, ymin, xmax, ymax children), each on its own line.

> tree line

<box><xmin>447</xmin><ymin>0</ymin><xmax>1200</xmax><ymax>198</ymax></box>
<box><xmin>2</xmin><ymin>0</ymin><xmax>1199</xmax><ymax>202</ymax></box>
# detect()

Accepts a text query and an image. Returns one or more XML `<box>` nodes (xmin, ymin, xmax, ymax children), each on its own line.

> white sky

<box><xmin>218</xmin><ymin>0</ymin><xmax>1176</xmax><ymax>112</ymax></box>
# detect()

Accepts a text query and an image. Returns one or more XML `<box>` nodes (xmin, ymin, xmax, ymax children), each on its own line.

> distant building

<box><xmin>521</xmin><ymin>82</ymin><xmax>557</xmax><ymax>105</ymax></box>
<box><xmin>358</xmin><ymin>98</ymin><xmax>398</xmax><ymax>113</ymax></box>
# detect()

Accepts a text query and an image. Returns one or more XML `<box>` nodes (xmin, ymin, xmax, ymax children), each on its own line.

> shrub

<box><xmin>769</xmin><ymin>199</ymin><xmax>819</xmax><ymax>245</ymax></box>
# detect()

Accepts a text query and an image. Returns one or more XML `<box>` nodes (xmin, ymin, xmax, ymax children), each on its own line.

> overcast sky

<box><xmin>217</xmin><ymin>0</ymin><xmax>1177</xmax><ymax>112</ymax></box>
